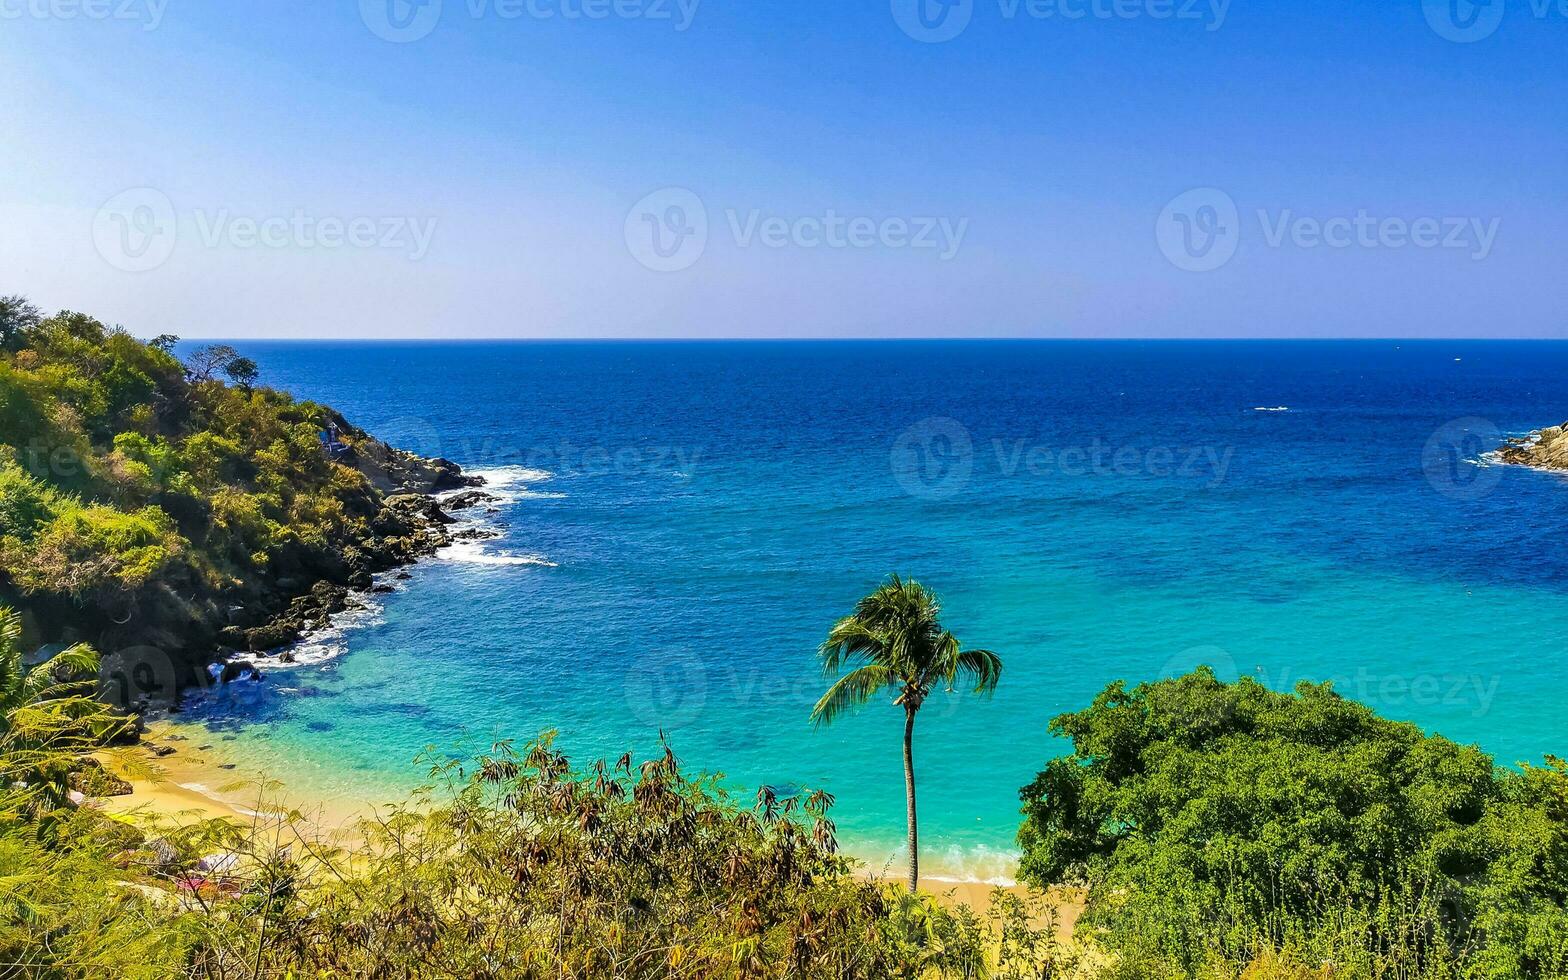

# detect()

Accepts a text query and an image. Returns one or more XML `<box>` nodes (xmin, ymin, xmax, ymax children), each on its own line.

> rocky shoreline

<box><xmin>108</xmin><ymin>416</ymin><xmax>487</xmax><ymax>722</ymax></box>
<box><xmin>1495</xmin><ymin>422</ymin><xmax>1568</xmax><ymax>472</ymax></box>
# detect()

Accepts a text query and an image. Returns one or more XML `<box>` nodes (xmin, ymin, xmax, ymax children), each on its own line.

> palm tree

<box><xmin>810</xmin><ymin>575</ymin><xmax>1001</xmax><ymax>892</ymax></box>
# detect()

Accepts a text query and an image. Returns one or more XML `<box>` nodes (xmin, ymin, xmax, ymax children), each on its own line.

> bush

<box><xmin>1017</xmin><ymin>669</ymin><xmax>1568</xmax><ymax>978</ymax></box>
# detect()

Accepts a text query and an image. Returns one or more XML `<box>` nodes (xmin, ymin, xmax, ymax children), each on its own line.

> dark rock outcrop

<box><xmin>443</xmin><ymin>489</ymin><xmax>499</xmax><ymax>511</ymax></box>
<box><xmin>69</xmin><ymin>758</ymin><xmax>133</xmax><ymax>798</ymax></box>
<box><xmin>336</xmin><ymin>418</ymin><xmax>480</xmax><ymax>494</ymax></box>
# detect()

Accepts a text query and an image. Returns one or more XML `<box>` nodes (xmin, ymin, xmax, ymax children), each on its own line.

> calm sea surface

<box><xmin>167</xmin><ymin>341</ymin><xmax>1568</xmax><ymax>881</ymax></box>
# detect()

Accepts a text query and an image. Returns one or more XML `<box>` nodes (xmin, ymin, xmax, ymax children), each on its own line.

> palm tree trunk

<box><xmin>903</xmin><ymin>703</ymin><xmax>919</xmax><ymax>894</ymax></box>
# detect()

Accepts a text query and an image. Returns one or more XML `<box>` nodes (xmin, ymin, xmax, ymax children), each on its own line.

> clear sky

<box><xmin>2</xmin><ymin>0</ymin><xmax>1564</xmax><ymax>338</ymax></box>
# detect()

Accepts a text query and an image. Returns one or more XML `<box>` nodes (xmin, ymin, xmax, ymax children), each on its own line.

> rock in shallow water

<box><xmin>1497</xmin><ymin>421</ymin><xmax>1568</xmax><ymax>472</ymax></box>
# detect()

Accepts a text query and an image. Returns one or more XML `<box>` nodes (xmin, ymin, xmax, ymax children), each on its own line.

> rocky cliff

<box><xmin>1496</xmin><ymin>423</ymin><xmax>1568</xmax><ymax>472</ymax></box>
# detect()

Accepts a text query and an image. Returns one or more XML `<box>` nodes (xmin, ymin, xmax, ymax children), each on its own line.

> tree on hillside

<box><xmin>224</xmin><ymin>356</ymin><xmax>259</xmax><ymax>391</ymax></box>
<box><xmin>185</xmin><ymin>345</ymin><xmax>259</xmax><ymax>389</ymax></box>
<box><xmin>811</xmin><ymin>575</ymin><xmax>1002</xmax><ymax>892</ymax></box>
<box><xmin>0</xmin><ymin>295</ymin><xmax>42</xmax><ymax>351</ymax></box>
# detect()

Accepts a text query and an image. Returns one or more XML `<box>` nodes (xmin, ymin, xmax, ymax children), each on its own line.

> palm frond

<box><xmin>0</xmin><ymin>608</ymin><xmax>21</xmax><ymax>650</ymax></box>
<box><xmin>954</xmin><ymin>647</ymin><xmax>1003</xmax><ymax>695</ymax></box>
<box><xmin>818</xmin><ymin>619</ymin><xmax>887</xmax><ymax>674</ymax></box>
<box><xmin>809</xmin><ymin>665</ymin><xmax>896</xmax><ymax>727</ymax></box>
<box><xmin>99</xmin><ymin>746</ymin><xmax>166</xmax><ymax>785</ymax></box>
<box><xmin>44</xmin><ymin>642</ymin><xmax>100</xmax><ymax>677</ymax></box>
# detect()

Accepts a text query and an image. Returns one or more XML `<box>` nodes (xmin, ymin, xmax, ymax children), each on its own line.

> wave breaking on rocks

<box><xmin>1495</xmin><ymin>422</ymin><xmax>1568</xmax><ymax>473</ymax></box>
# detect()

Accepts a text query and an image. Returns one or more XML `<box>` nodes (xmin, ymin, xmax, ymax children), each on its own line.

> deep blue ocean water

<box><xmin>168</xmin><ymin>341</ymin><xmax>1568</xmax><ymax>882</ymax></box>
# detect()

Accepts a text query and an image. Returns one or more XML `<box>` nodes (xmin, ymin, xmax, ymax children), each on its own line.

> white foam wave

<box><xmin>922</xmin><ymin>843</ymin><xmax>1022</xmax><ymax>886</ymax></box>
<box><xmin>433</xmin><ymin>464</ymin><xmax>561</xmax><ymax>566</ymax></box>
<box><xmin>854</xmin><ymin>840</ymin><xmax>1021</xmax><ymax>887</ymax></box>
<box><xmin>266</xmin><ymin>591</ymin><xmax>388</xmax><ymax>670</ymax></box>
<box><xmin>1253</xmin><ymin>406</ymin><xmax>1291</xmax><ymax>413</ymax></box>
<box><xmin>252</xmin><ymin>464</ymin><xmax>556</xmax><ymax>670</ymax></box>
<box><xmin>177</xmin><ymin>782</ymin><xmax>281</xmax><ymax>819</ymax></box>
<box><xmin>452</xmin><ymin>466</ymin><xmax>556</xmax><ymax>503</ymax></box>
<box><xmin>440</xmin><ymin>540</ymin><xmax>558</xmax><ymax>567</ymax></box>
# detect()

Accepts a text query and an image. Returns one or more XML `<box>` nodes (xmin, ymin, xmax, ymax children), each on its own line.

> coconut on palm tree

<box><xmin>810</xmin><ymin>575</ymin><xmax>1001</xmax><ymax>892</ymax></box>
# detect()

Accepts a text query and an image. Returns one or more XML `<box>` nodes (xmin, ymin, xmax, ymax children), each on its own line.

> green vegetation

<box><xmin>812</xmin><ymin>575</ymin><xmax>1003</xmax><ymax>893</ymax></box>
<box><xmin>0</xmin><ymin>607</ymin><xmax>127</xmax><ymax>815</ymax></box>
<box><xmin>0</xmin><ymin>296</ymin><xmax>412</xmax><ymax>684</ymax></box>
<box><xmin>2</xmin><ymin>296</ymin><xmax>1563</xmax><ymax>975</ymax></box>
<box><xmin>1018</xmin><ymin>668</ymin><xmax>1568</xmax><ymax>978</ymax></box>
<box><xmin>0</xmin><ymin>709</ymin><xmax>1069</xmax><ymax>977</ymax></box>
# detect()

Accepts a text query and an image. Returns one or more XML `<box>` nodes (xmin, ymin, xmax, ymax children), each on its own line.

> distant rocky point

<box><xmin>1496</xmin><ymin>423</ymin><xmax>1568</xmax><ymax>472</ymax></box>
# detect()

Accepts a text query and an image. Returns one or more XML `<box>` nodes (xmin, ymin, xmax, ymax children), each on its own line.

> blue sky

<box><xmin>2</xmin><ymin>0</ymin><xmax>1563</xmax><ymax>337</ymax></box>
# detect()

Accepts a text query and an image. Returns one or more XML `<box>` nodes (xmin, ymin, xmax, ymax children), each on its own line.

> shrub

<box><xmin>1018</xmin><ymin>669</ymin><xmax>1568</xmax><ymax>977</ymax></box>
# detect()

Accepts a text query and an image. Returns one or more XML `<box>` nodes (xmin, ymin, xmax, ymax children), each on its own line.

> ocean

<box><xmin>166</xmin><ymin>340</ymin><xmax>1568</xmax><ymax>883</ymax></box>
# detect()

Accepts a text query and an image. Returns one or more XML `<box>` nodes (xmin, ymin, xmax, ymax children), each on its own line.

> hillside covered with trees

<box><xmin>0</xmin><ymin>294</ymin><xmax>471</xmax><ymax>702</ymax></box>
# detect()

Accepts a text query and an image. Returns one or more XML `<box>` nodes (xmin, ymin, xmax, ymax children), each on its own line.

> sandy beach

<box><xmin>97</xmin><ymin>722</ymin><xmax>372</xmax><ymax>833</ymax></box>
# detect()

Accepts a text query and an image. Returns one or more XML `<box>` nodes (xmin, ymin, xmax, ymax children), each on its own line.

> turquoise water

<box><xmin>169</xmin><ymin>341</ymin><xmax>1568</xmax><ymax>882</ymax></box>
